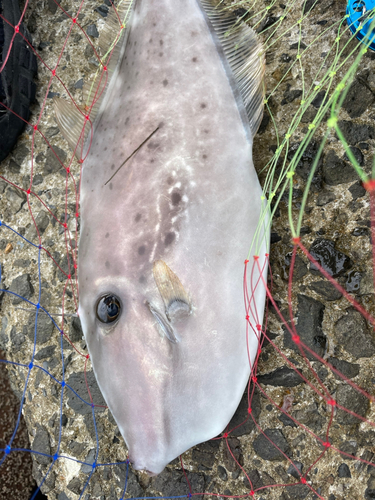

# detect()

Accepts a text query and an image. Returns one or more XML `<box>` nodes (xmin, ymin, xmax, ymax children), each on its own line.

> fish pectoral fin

<box><xmin>153</xmin><ymin>260</ymin><xmax>192</xmax><ymax>322</ymax></box>
<box><xmin>53</xmin><ymin>97</ymin><xmax>88</xmax><ymax>159</ymax></box>
<box><xmin>147</xmin><ymin>302</ymin><xmax>179</xmax><ymax>344</ymax></box>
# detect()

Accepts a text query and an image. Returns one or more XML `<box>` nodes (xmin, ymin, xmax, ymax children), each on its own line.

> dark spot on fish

<box><xmin>105</xmin><ymin>261</ymin><xmax>110</xmax><ymax>269</ymax></box>
<box><xmin>125</xmin><ymin>117</ymin><xmax>129</xmax><ymax>125</ymax></box>
<box><xmin>139</xmin><ymin>275</ymin><xmax>146</xmax><ymax>283</ymax></box>
<box><xmin>201</xmin><ymin>103</ymin><xmax>207</xmax><ymax>109</ymax></box>
<box><xmin>160</xmin><ymin>39</ymin><xmax>163</xmax><ymax>45</ymax></box>
<box><xmin>105</xmin><ymin>232</ymin><xmax>110</xmax><ymax>238</ymax></box>
<box><xmin>133</xmin><ymin>50</ymin><xmax>136</xmax><ymax>55</ymax></box>
<box><xmin>135</xmin><ymin>71</ymin><xmax>139</xmax><ymax>76</ymax></box>
<box><xmin>153</xmin><ymin>22</ymin><xmax>156</xmax><ymax>26</ymax></box>
<box><xmin>204</xmin><ymin>129</ymin><xmax>210</xmax><ymax>134</ymax></box>
<box><xmin>138</xmin><ymin>245</ymin><xmax>146</xmax><ymax>255</ymax></box>
<box><xmin>134</xmin><ymin>41</ymin><xmax>137</xmax><ymax>46</ymax></box>
<box><xmin>162</xmin><ymin>79</ymin><xmax>168</xmax><ymax>87</ymax></box>
<box><xmin>127</xmin><ymin>85</ymin><xmax>130</xmax><ymax>90</ymax></box>
<box><xmin>165</xmin><ymin>232</ymin><xmax>175</xmax><ymax>246</ymax></box>
<box><xmin>104</xmin><ymin>127</ymin><xmax>107</xmax><ymax>131</ymax></box>
<box><xmin>203</xmin><ymin>154</ymin><xmax>207</xmax><ymax>159</ymax></box>
<box><xmin>150</xmin><ymin>80</ymin><xmax>154</xmax><ymax>85</ymax></box>
<box><xmin>147</xmin><ymin>142</ymin><xmax>159</xmax><ymax>149</ymax></box>
<box><xmin>192</xmin><ymin>57</ymin><xmax>197</xmax><ymax>62</ymax></box>
<box><xmin>104</xmin><ymin>147</ymin><xmax>107</xmax><ymax>151</ymax></box>
<box><xmin>171</xmin><ymin>191</ymin><xmax>181</xmax><ymax>205</ymax></box>
<box><xmin>135</xmin><ymin>213</ymin><xmax>142</xmax><ymax>222</ymax></box>
<box><xmin>167</xmin><ymin>177</ymin><xmax>173</xmax><ymax>185</ymax></box>
<box><xmin>159</xmin><ymin>122</ymin><xmax>164</xmax><ymax>128</ymax></box>
<box><xmin>109</xmin><ymin>183</ymin><xmax>113</xmax><ymax>190</ymax></box>
<box><xmin>149</xmin><ymin>38</ymin><xmax>153</xmax><ymax>43</ymax></box>
<box><xmin>159</xmin><ymin>52</ymin><xmax>163</xmax><ymax>57</ymax></box>
<box><xmin>150</xmin><ymin>159</ymin><xmax>154</xmax><ymax>163</ymax></box>
<box><xmin>191</xmin><ymin>31</ymin><xmax>197</xmax><ymax>36</ymax></box>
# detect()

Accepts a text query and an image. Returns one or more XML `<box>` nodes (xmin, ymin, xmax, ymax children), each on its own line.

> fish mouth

<box><xmin>130</xmin><ymin>462</ymin><xmax>158</xmax><ymax>476</ymax></box>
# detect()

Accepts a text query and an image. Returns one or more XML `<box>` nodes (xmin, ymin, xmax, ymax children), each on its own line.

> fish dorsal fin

<box><xmin>198</xmin><ymin>1</ymin><xmax>266</xmax><ymax>137</ymax></box>
<box><xmin>153</xmin><ymin>261</ymin><xmax>192</xmax><ymax>323</ymax></box>
<box><xmin>53</xmin><ymin>1</ymin><xmax>135</xmax><ymax>158</ymax></box>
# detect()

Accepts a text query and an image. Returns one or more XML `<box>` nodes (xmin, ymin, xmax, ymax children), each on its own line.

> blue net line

<box><xmin>1</xmin><ymin>220</ymin><xmax>195</xmax><ymax>500</ymax></box>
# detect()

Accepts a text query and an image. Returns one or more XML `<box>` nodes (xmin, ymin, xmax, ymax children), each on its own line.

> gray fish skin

<box><xmin>78</xmin><ymin>0</ymin><xmax>268</xmax><ymax>475</ymax></box>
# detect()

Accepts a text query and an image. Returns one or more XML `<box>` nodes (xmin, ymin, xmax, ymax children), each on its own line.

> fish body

<box><xmin>58</xmin><ymin>0</ymin><xmax>268</xmax><ymax>475</ymax></box>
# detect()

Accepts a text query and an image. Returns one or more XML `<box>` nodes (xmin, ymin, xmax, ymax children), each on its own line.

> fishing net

<box><xmin>1</xmin><ymin>0</ymin><xmax>375</xmax><ymax>499</ymax></box>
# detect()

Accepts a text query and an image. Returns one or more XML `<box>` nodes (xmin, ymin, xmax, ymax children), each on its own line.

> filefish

<box><xmin>54</xmin><ymin>0</ymin><xmax>269</xmax><ymax>475</ymax></box>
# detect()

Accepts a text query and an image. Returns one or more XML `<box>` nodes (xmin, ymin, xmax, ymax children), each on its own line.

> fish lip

<box><xmin>130</xmin><ymin>462</ymin><xmax>158</xmax><ymax>476</ymax></box>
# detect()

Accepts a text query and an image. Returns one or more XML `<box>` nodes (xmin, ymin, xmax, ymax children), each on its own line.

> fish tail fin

<box><xmin>199</xmin><ymin>1</ymin><xmax>266</xmax><ymax>137</ymax></box>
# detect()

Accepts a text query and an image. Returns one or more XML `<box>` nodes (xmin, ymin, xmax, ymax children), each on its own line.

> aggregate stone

<box><xmin>311</xmin><ymin>90</ymin><xmax>328</xmax><ymax>108</ymax></box>
<box><xmin>32</xmin><ymin>462</ymin><xmax>56</xmax><ymax>494</ymax></box>
<box><xmin>338</xmin><ymin>463</ymin><xmax>351</xmax><ymax>478</ymax></box>
<box><xmin>316</xmin><ymin>190</ymin><xmax>335</xmax><ymax>206</ymax></box>
<box><xmin>309</xmin><ymin>238</ymin><xmax>352</xmax><ymax>278</ymax></box>
<box><xmin>278</xmin><ymin>413</ymin><xmax>297</xmax><ymax>427</ymax></box>
<box><xmin>9</xmin><ymin>274</ymin><xmax>34</xmax><ymax>304</ymax></box>
<box><xmin>227</xmin><ymin>388</ymin><xmax>261</xmax><ymax>436</ymax></box>
<box><xmin>281</xmin><ymin>86</ymin><xmax>302</xmax><ymax>105</ymax></box>
<box><xmin>282</xmin><ymin>483</ymin><xmax>310</xmax><ymax>499</ymax></box>
<box><xmin>66</xmin><ymin>371</ymin><xmax>106</xmax><ymax>415</ymax></box>
<box><xmin>349</xmin><ymin>181</ymin><xmax>366</xmax><ymax>200</ymax></box>
<box><xmin>69</xmin><ymin>315</ymin><xmax>83</xmax><ymax>343</ymax></box>
<box><xmin>25</xmin><ymin>211</ymin><xmax>50</xmax><ymax>242</ymax></box>
<box><xmin>288</xmin><ymin>141</ymin><xmax>323</xmax><ymax>191</ymax></box>
<box><xmin>26</xmin><ymin>311</ymin><xmax>55</xmax><ymax>344</ymax></box>
<box><xmin>217</xmin><ymin>465</ymin><xmax>228</xmax><ymax>481</ymax></box>
<box><xmin>243</xmin><ymin>469</ymin><xmax>263</xmax><ymax>490</ymax></box>
<box><xmin>8</xmin><ymin>159</ymin><xmax>21</xmax><ymax>173</ymax></box>
<box><xmin>283</xmin><ymin>294</ymin><xmax>326</xmax><ymax>360</ymax></box>
<box><xmin>343</xmin><ymin>146</ymin><xmax>364</xmax><ymax>166</ymax></box>
<box><xmin>328</xmin><ymin>357</ymin><xmax>360</xmax><ymax>379</ymax></box>
<box><xmin>223</xmin><ymin>437</ymin><xmax>243</xmax><ymax>471</ymax></box>
<box><xmin>32</xmin><ymin>426</ymin><xmax>52</xmax><ymax>465</ymax></box>
<box><xmin>338</xmin><ymin>120</ymin><xmax>375</xmax><ymax>145</ymax></box>
<box><xmin>336</xmin><ymin>384</ymin><xmax>369</xmax><ymax>424</ymax></box>
<box><xmin>252</xmin><ymin>428</ymin><xmax>290</xmax><ymax>461</ymax></box>
<box><xmin>12</xmin><ymin>143</ymin><xmax>30</xmax><ymax>165</ymax></box>
<box><xmin>6</xmin><ymin>186</ymin><xmax>26</xmax><ymax>213</ymax></box>
<box><xmin>308</xmin><ymin>280</ymin><xmax>342</xmax><ymax>301</ymax></box>
<box><xmin>113</xmin><ymin>464</ymin><xmax>144</xmax><ymax>498</ymax></box>
<box><xmin>333</xmin><ymin>308</ymin><xmax>375</xmax><ymax>358</ymax></box>
<box><xmin>43</xmin><ymin>146</ymin><xmax>68</xmax><ymax>175</ymax></box>
<box><xmin>151</xmin><ymin>469</ymin><xmax>205</xmax><ymax>500</ymax></box>
<box><xmin>10</xmin><ymin>327</ymin><xmax>26</xmax><ymax>353</ymax></box>
<box><xmin>345</xmin><ymin>270</ymin><xmax>362</xmax><ymax>293</ymax></box>
<box><xmin>57</xmin><ymin>492</ymin><xmax>71</xmax><ymax>500</ymax></box>
<box><xmin>289</xmin><ymin>255</ymin><xmax>308</xmax><ymax>280</ymax></box>
<box><xmin>45</xmin><ymin>126</ymin><xmax>60</xmax><ymax>138</ymax></box>
<box><xmin>287</xmin><ymin>461</ymin><xmax>303</xmax><ymax>479</ymax></box>
<box><xmin>258</xmin><ymin>366</ymin><xmax>304</xmax><ymax>387</ymax></box>
<box><xmin>34</xmin><ymin>345</ymin><xmax>56</xmax><ymax>360</ymax></box>
<box><xmin>342</xmin><ymin>79</ymin><xmax>375</xmax><ymax>118</ymax></box>
<box><xmin>292</xmin><ymin>402</ymin><xmax>325</xmax><ymax>432</ymax></box>
<box><xmin>94</xmin><ymin>4</ymin><xmax>109</xmax><ymax>17</ymax></box>
<box><xmin>322</xmin><ymin>150</ymin><xmax>358</xmax><ymax>185</ymax></box>
<box><xmin>81</xmin><ymin>449</ymin><xmax>96</xmax><ymax>473</ymax></box>
<box><xmin>86</xmin><ymin>24</ymin><xmax>99</xmax><ymax>38</ymax></box>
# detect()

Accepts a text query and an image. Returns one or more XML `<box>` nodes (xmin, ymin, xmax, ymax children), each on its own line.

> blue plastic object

<box><xmin>347</xmin><ymin>0</ymin><xmax>375</xmax><ymax>50</ymax></box>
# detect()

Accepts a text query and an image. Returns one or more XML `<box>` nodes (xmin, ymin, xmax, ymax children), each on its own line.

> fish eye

<box><xmin>96</xmin><ymin>294</ymin><xmax>121</xmax><ymax>323</ymax></box>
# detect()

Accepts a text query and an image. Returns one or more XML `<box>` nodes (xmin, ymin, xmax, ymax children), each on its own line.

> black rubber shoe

<box><xmin>0</xmin><ymin>0</ymin><xmax>37</xmax><ymax>163</ymax></box>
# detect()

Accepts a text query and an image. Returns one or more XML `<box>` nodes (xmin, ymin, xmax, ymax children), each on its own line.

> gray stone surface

<box><xmin>1</xmin><ymin>1</ymin><xmax>375</xmax><ymax>500</ymax></box>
